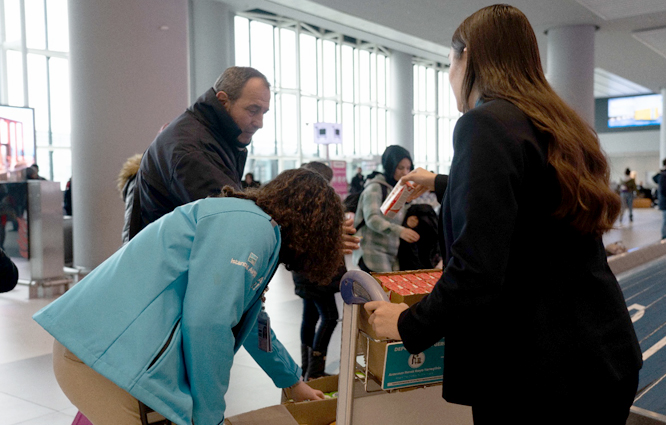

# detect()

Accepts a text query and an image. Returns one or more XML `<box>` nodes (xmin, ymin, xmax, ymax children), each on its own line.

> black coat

<box><xmin>398</xmin><ymin>204</ymin><xmax>440</xmax><ymax>270</ymax></box>
<box><xmin>654</xmin><ymin>169</ymin><xmax>666</xmax><ymax>210</ymax></box>
<box><xmin>397</xmin><ymin>99</ymin><xmax>642</xmax><ymax>405</ymax></box>
<box><xmin>0</xmin><ymin>248</ymin><xmax>18</xmax><ymax>293</ymax></box>
<box><xmin>134</xmin><ymin>89</ymin><xmax>248</xmax><ymax>234</ymax></box>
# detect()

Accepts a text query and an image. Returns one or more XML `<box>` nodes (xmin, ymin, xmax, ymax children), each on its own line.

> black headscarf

<box><xmin>381</xmin><ymin>145</ymin><xmax>413</xmax><ymax>187</ymax></box>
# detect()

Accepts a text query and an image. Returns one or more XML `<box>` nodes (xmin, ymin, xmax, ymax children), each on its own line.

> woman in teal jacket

<box><xmin>34</xmin><ymin>168</ymin><xmax>344</xmax><ymax>425</ymax></box>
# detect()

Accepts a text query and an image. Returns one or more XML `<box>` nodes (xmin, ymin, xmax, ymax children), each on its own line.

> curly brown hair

<box><xmin>221</xmin><ymin>168</ymin><xmax>344</xmax><ymax>283</ymax></box>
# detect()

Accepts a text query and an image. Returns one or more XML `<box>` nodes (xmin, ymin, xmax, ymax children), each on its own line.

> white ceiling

<box><xmin>633</xmin><ymin>26</ymin><xmax>666</xmax><ymax>61</ymax></box>
<box><xmin>574</xmin><ymin>0</ymin><xmax>666</xmax><ymax>21</ymax></box>
<box><xmin>221</xmin><ymin>0</ymin><xmax>666</xmax><ymax>98</ymax></box>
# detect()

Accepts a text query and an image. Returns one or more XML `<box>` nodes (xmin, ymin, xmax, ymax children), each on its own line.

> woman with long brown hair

<box><xmin>35</xmin><ymin>168</ymin><xmax>344</xmax><ymax>425</ymax></box>
<box><xmin>366</xmin><ymin>4</ymin><xmax>642</xmax><ymax>423</ymax></box>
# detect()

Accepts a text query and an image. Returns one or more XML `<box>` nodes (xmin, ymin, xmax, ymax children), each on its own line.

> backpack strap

<box><xmin>356</xmin><ymin>181</ymin><xmax>391</xmax><ymax>231</ymax></box>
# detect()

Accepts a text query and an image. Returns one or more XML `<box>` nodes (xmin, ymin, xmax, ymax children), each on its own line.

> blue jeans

<box><xmin>662</xmin><ymin>210</ymin><xmax>666</xmax><ymax>239</ymax></box>
<box><xmin>620</xmin><ymin>192</ymin><xmax>634</xmax><ymax>221</ymax></box>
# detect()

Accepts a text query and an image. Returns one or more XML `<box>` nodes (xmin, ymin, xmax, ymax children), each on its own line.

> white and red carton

<box><xmin>380</xmin><ymin>181</ymin><xmax>415</xmax><ymax>218</ymax></box>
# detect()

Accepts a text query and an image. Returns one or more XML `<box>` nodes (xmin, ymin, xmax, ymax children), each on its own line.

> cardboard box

<box><xmin>283</xmin><ymin>399</ymin><xmax>337</xmax><ymax>425</ymax></box>
<box><xmin>371</xmin><ymin>270</ymin><xmax>440</xmax><ymax>306</ymax></box>
<box><xmin>225</xmin><ymin>375</ymin><xmax>338</xmax><ymax>425</ymax></box>
<box><xmin>280</xmin><ymin>374</ymin><xmax>338</xmax><ymax>403</ymax></box>
<box><xmin>224</xmin><ymin>405</ymin><xmax>298</xmax><ymax>425</ymax></box>
<box><xmin>358</xmin><ymin>270</ymin><xmax>440</xmax><ymax>339</ymax></box>
<box><xmin>359</xmin><ymin>270</ymin><xmax>444</xmax><ymax>390</ymax></box>
<box><xmin>224</xmin><ymin>402</ymin><xmax>337</xmax><ymax>425</ymax></box>
<box><xmin>282</xmin><ymin>375</ymin><xmax>338</xmax><ymax>425</ymax></box>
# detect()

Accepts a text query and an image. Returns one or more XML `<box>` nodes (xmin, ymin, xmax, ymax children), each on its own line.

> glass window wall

<box><xmin>235</xmin><ymin>12</ymin><xmax>390</xmax><ymax>182</ymax></box>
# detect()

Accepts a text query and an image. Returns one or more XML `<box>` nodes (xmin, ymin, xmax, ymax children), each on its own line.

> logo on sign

<box><xmin>408</xmin><ymin>353</ymin><xmax>425</xmax><ymax>369</ymax></box>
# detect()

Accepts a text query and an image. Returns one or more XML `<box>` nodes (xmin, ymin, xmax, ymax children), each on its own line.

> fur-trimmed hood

<box><xmin>117</xmin><ymin>154</ymin><xmax>143</xmax><ymax>197</ymax></box>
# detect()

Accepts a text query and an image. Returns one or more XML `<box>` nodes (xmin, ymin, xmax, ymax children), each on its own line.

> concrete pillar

<box><xmin>661</xmin><ymin>87</ymin><xmax>666</xmax><ymax>164</ymax></box>
<box><xmin>388</xmin><ymin>50</ymin><xmax>414</xmax><ymax>155</ymax></box>
<box><xmin>189</xmin><ymin>0</ymin><xmax>236</xmax><ymax>102</ymax></box>
<box><xmin>69</xmin><ymin>0</ymin><xmax>189</xmax><ymax>271</ymax></box>
<box><xmin>546</xmin><ymin>25</ymin><xmax>596</xmax><ymax>126</ymax></box>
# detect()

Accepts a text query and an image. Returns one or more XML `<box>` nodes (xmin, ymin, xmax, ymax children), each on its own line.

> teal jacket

<box><xmin>34</xmin><ymin>197</ymin><xmax>301</xmax><ymax>425</ymax></box>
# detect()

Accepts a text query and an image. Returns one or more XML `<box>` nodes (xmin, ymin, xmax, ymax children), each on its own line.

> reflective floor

<box><xmin>0</xmin><ymin>206</ymin><xmax>663</xmax><ymax>424</ymax></box>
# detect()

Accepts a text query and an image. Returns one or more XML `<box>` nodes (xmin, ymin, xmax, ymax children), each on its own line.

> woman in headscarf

<box><xmin>352</xmin><ymin>145</ymin><xmax>419</xmax><ymax>272</ymax></box>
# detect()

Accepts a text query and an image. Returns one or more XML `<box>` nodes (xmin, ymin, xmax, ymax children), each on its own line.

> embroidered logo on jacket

<box><xmin>248</xmin><ymin>253</ymin><xmax>258</xmax><ymax>266</ymax></box>
<box><xmin>230</xmin><ymin>258</ymin><xmax>257</xmax><ymax>278</ymax></box>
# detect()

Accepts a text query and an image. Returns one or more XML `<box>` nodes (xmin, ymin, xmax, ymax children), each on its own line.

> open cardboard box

<box><xmin>225</xmin><ymin>375</ymin><xmax>338</xmax><ymax>425</ymax></box>
<box><xmin>358</xmin><ymin>270</ymin><xmax>444</xmax><ymax>390</ymax></box>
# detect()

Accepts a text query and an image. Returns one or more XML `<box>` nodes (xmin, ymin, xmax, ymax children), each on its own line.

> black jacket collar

<box><xmin>188</xmin><ymin>88</ymin><xmax>245</xmax><ymax>150</ymax></box>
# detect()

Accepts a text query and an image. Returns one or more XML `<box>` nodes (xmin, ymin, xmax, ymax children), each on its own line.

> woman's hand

<box><xmin>400</xmin><ymin>168</ymin><xmax>437</xmax><ymax>202</ymax></box>
<box><xmin>364</xmin><ymin>301</ymin><xmax>408</xmax><ymax>340</ymax></box>
<box><xmin>399</xmin><ymin>228</ymin><xmax>420</xmax><ymax>243</ymax></box>
<box><xmin>290</xmin><ymin>380</ymin><xmax>325</xmax><ymax>402</ymax></box>
<box><xmin>342</xmin><ymin>215</ymin><xmax>360</xmax><ymax>254</ymax></box>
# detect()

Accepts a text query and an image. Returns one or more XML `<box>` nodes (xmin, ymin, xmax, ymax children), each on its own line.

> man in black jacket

<box><xmin>349</xmin><ymin>167</ymin><xmax>364</xmax><ymax>194</ymax></box>
<box><xmin>132</xmin><ymin>67</ymin><xmax>270</xmax><ymax>236</ymax></box>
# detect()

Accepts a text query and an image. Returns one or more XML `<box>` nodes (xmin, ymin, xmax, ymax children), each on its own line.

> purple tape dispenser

<box><xmin>340</xmin><ymin>270</ymin><xmax>390</xmax><ymax>304</ymax></box>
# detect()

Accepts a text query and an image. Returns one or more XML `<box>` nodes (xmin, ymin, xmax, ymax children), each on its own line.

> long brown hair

<box><xmin>221</xmin><ymin>168</ymin><xmax>344</xmax><ymax>283</ymax></box>
<box><xmin>452</xmin><ymin>4</ymin><xmax>620</xmax><ymax>236</ymax></box>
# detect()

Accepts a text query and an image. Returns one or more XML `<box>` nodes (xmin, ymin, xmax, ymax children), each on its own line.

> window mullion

<box><xmin>19</xmin><ymin>0</ymin><xmax>28</xmax><ymax>106</ymax></box>
<box><xmin>295</xmin><ymin>23</ymin><xmax>302</xmax><ymax>165</ymax></box>
<box><xmin>0</xmin><ymin>0</ymin><xmax>7</xmax><ymax>104</ymax></box>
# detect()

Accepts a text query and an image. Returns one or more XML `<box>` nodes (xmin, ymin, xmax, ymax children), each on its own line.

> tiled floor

<box><xmin>0</xmin><ymin>207</ymin><xmax>663</xmax><ymax>424</ymax></box>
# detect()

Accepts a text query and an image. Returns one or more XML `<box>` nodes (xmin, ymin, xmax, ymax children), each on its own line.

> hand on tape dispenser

<box><xmin>339</xmin><ymin>270</ymin><xmax>389</xmax><ymax>304</ymax></box>
<box><xmin>340</xmin><ymin>270</ymin><xmax>406</xmax><ymax>340</ymax></box>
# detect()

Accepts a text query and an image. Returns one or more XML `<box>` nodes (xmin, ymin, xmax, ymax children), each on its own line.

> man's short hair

<box><xmin>302</xmin><ymin>161</ymin><xmax>333</xmax><ymax>183</ymax></box>
<box><xmin>213</xmin><ymin>67</ymin><xmax>270</xmax><ymax>102</ymax></box>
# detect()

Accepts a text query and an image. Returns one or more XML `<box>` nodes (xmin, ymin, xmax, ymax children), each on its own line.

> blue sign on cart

<box><xmin>381</xmin><ymin>339</ymin><xmax>444</xmax><ymax>390</ymax></box>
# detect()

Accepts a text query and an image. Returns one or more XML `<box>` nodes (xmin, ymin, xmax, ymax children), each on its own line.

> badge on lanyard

<box><xmin>258</xmin><ymin>305</ymin><xmax>272</xmax><ymax>352</ymax></box>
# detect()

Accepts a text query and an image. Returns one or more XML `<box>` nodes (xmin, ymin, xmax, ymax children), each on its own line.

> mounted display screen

<box><xmin>607</xmin><ymin>94</ymin><xmax>662</xmax><ymax>128</ymax></box>
<box><xmin>0</xmin><ymin>104</ymin><xmax>36</xmax><ymax>174</ymax></box>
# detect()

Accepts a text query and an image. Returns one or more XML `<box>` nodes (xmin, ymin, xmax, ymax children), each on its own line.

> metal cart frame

<box><xmin>336</xmin><ymin>303</ymin><xmax>473</xmax><ymax>425</ymax></box>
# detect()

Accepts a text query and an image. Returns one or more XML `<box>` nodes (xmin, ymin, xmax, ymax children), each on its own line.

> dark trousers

<box><xmin>471</xmin><ymin>371</ymin><xmax>639</xmax><ymax>425</ymax></box>
<box><xmin>301</xmin><ymin>295</ymin><xmax>339</xmax><ymax>354</ymax></box>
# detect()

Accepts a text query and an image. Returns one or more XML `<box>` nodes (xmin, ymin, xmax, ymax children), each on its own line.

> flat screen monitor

<box><xmin>0</xmin><ymin>104</ymin><xmax>36</xmax><ymax>173</ymax></box>
<box><xmin>607</xmin><ymin>94</ymin><xmax>662</xmax><ymax>129</ymax></box>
